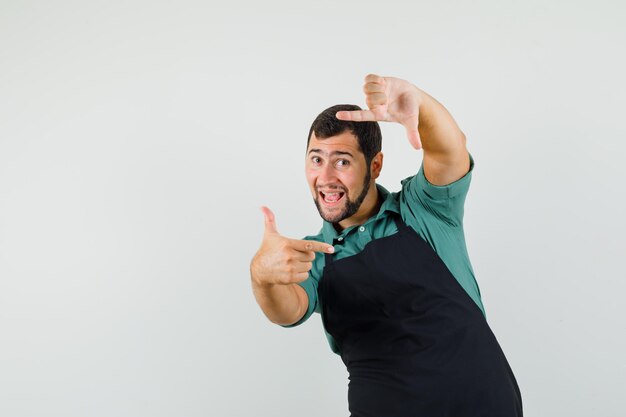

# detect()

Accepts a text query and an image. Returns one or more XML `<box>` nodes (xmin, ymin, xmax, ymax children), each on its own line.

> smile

<box><xmin>320</xmin><ymin>191</ymin><xmax>345</xmax><ymax>205</ymax></box>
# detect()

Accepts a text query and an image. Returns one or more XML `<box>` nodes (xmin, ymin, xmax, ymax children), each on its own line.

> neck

<box><xmin>337</xmin><ymin>183</ymin><xmax>381</xmax><ymax>231</ymax></box>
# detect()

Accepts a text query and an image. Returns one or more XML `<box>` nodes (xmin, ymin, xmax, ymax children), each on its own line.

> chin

<box><xmin>316</xmin><ymin>201</ymin><xmax>347</xmax><ymax>224</ymax></box>
<box><xmin>321</xmin><ymin>213</ymin><xmax>344</xmax><ymax>224</ymax></box>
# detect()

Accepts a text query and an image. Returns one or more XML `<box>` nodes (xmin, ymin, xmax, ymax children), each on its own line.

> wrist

<box><xmin>250</xmin><ymin>257</ymin><xmax>273</xmax><ymax>288</ymax></box>
<box><xmin>412</xmin><ymin>84</ymin><xmax>427</xmax><ymax>109</ymax></box>
<box><xmin>250</xmin><ymin>255</ymin><xmax>265</xmax><ymax>287</ymax></box>
<box><xmin>413</xmin><ymin>85</ymin><xmax>435</xmax><ymax>131</ymax></box>
<box><xmin>412</xmin><ymin>84</ymin><xmax>429</xmax><ymax>113</ymax></box>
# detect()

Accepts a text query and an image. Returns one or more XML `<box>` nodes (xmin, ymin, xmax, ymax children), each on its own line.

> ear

<box><xmin>370</xmin><ymin>152</ymin><xmax>383</xmax><ymax>179</ymax></box>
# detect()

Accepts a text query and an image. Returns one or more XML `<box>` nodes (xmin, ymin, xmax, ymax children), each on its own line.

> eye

<box><xmin>310</xmin><ymin>155</ymin><xmax>323</xmax><ymax>166</ymax></box>
<box><xmin>336</xmin><ymin>159</ymin><xmax>350</xmax><ymax>167</ymax></box>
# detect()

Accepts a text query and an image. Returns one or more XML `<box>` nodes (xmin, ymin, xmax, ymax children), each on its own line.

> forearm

<box><xmin>415</xmin><ymin>86</ymin><xmax>467</xmax><ymax>157</ymax></box>
<box><xmin>250</xmin><ymin>272</ymin><xmax>307</xmax><ymax>325</ymax></box>
<box><xmin>414</xmin><ymin>86</ymin><xmax>470</xmax><ymax>185</ymax></box>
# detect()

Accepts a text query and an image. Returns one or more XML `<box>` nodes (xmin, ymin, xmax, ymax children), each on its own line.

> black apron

<box><xmin>319</xmin><ymin>214</ymin><xmax>523</xmax><ymax>417</ymax></box>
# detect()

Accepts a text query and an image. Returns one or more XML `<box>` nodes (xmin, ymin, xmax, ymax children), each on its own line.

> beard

<box><xmin>314</xmin><ymin>168</ymin><xmax>372</xmax><ymax>224</ymax></box>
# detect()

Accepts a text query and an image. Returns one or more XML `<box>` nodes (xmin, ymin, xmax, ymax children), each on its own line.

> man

<box><xmin>250</xmin><ymin>74</ymin><xmax>523</xmax><ymax>416</ymax></box>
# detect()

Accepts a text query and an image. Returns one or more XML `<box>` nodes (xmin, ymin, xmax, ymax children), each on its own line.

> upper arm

<box><xmin>400</xmin><ymin>153</ymin><xmax>474</xmax><ymax>228</ymax></box>
<box><xmin>423</xmin><ymin>135</ymin><xmax>470</xmax><ymax>186</ymax></box>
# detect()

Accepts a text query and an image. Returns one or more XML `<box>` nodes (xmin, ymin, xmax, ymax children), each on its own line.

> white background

<box><xmin>1</xmin><ymin>1</ymin><xmax>625</xmax><ymax>416</ymax></box>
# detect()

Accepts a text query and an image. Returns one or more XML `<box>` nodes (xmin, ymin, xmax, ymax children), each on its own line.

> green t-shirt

<box><xmin>282</xmin><ymin>155</ymin><xmax>484</xmax><ymax>354</ymax></box>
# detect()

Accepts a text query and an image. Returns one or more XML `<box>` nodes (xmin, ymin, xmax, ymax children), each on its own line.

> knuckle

<box><xmin>279</xmin><ymin>274</ymin><xmax>290</xmax><ymax>285</ymax></box>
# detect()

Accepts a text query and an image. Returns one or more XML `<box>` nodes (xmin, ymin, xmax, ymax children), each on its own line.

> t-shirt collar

<box><xmin>320</xmin><ymin>183</ymin><xmax>399</xmax><ymax>243</ymax></box>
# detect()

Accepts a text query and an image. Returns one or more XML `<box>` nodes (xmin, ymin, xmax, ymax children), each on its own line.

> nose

<box><xmin>318</xmin><ymin>162</ymin><xmax>338</xmax><ymax>185</ymax></box>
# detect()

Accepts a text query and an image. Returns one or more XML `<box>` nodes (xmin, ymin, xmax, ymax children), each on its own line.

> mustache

<box><xmin>316</xmin><ymin>185</ymin><xmax>347</xmax><ymax>192</ymax></box>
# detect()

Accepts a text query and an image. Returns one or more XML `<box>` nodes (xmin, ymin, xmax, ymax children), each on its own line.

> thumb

<box><xmin>260</xmin><ymin>206</ymin><xmax>279</xmax><ymax>235</ymax></box>
<box><xmin>402</xmin><ymin>115</ymin><xmax>422</xmax><ymax>150</ymax></box>
<box><xmin>405</xmin><ymin>126</ymin><xmax>422</xmax><ymax>150</ymax></box>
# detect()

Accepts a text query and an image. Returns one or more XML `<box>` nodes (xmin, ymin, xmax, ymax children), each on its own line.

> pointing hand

<box><xmin>251</xmin><ymin>206</ymin><xmax>334</xmax><ymax>286</ymax></box>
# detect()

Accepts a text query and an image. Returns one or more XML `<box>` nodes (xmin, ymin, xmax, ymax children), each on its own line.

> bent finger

<box><xmin>364</xmin><ymin>73</ymin><xmax>385</xmax><ymax>84</ymax></box>
<box><xmin>292</xmin><ymin>250</ymin><xmax>316</xmax><ymax>262</ymax></box>
<box><xmin>292</xmin><ymin>272</ymin><xmax>310</xmax><ymax>282</ymax></box>
<box><xmin>364</xmin><ymin>82</ymin><xmax>386</xmax><ymax>94</ymax></box>
<box><xmin>294</xmin><ymin>261</ymin><xmax>313</xmax><ymax>273</ymax></box>
<box><xmin>365</xmin><ymin>93</ymin><xmax>387</xmax><ymax>108</ymax></box>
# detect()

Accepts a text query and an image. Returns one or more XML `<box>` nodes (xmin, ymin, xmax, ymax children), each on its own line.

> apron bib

<box><xmin>319</xmin><ymin>214</ymin><xmax>523</xmax><ymax>417</ymax></box>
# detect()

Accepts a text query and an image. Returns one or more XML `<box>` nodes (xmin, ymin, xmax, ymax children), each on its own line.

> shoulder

<box><xmin>401</xmin><ymin>153</ymin><xmax>474</xmax><ymax>200</ymax></box>
<box><xmin>397</xmin><ymin>154</ymin><xmax>475</xmax><ymax>228</ymax></box>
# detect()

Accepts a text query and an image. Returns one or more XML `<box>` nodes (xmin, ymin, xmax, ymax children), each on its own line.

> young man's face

<box><xmin>305</xmin><ymin>130</ymin><xmax>380</xmax><ymax>226</ymax></box>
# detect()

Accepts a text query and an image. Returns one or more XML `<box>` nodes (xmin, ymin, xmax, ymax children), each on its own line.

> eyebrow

<box><xmin>308</xmin><ymin>148</ymin><xmax>354</xmax><ymax>158</ymax></box>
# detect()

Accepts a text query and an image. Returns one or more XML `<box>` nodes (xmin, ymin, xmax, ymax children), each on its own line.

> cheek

<box><xmin>340</xmin><ymin>173</ymin><xmax>357</xmax><ymax>189</ymax></box>
<box><xmin>305</xmin><ymin>171</ymin><xmax>317</xmax><ymax>189</ymax></box>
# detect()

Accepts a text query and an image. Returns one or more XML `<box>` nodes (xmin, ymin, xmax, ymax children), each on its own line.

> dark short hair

<box><xmin>306</xmin><ymin>104</ymin><xmax>382</xmax><ymax>164</ymax></box>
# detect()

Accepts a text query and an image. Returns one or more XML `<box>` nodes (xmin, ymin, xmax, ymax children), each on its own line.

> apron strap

<box><xmin>325</xmin><ymin>250</ymin><xmax>334</xmax><ymax>265</ymax></box>
<box><xmin>392</xmin><ymin>211</ymin><xmax>409</xmax><ymax>232</ymax></box>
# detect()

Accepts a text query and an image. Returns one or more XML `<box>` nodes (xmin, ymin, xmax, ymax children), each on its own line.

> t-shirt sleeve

<box><xmin>279</xmin><ymin>238</ymin><xmax>323</xmax><ymax>328</ymax></box>
<box><xmin>400</xmin><ymin>153</ymin><xmax>474</xmax><ymax>228</ymax></box>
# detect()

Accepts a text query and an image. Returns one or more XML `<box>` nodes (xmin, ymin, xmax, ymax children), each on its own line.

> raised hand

<box><xmin>336</xmin><ymin>74</ymin><xmax>423</xmax><ymax>150</ymax></box>
<box><xmin>250</xmin><ymin>206</ymin><xmax>334</xmax><ymax>286</ymax></box>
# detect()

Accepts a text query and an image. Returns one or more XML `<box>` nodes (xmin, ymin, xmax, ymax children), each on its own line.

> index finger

<box><xmin>335</xmin><ymin>109</ymin><xmax>378</xmax><ymax>122</ymax></box>
<box><xmin>290</xmin><ymin>238</ymin><xmax>335</xmax><ymax>254</ymax></box>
